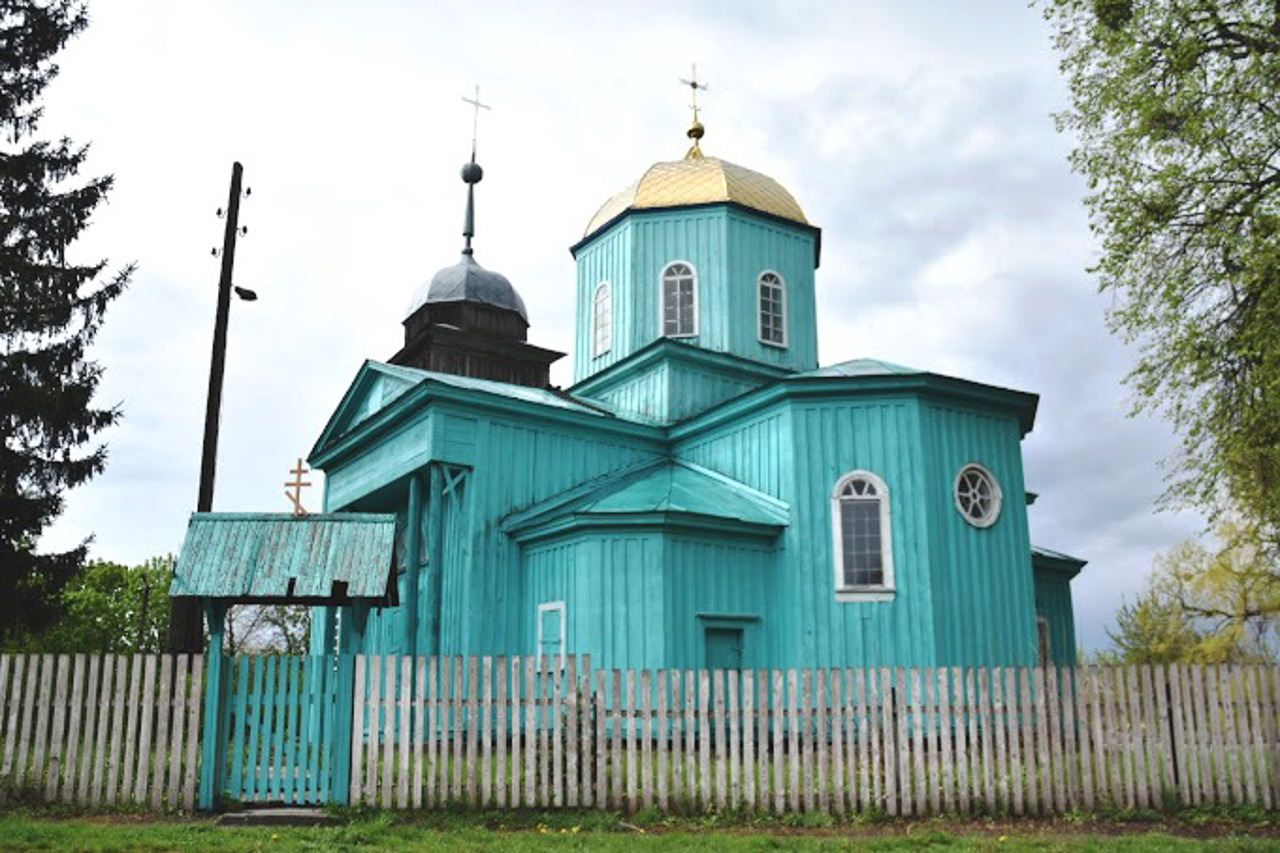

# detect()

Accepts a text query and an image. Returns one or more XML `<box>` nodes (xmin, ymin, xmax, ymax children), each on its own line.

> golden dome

<box><xmin>583</xmin><ymin>156</ymin><xmax>808</xmax><ymax>238</ymax></box>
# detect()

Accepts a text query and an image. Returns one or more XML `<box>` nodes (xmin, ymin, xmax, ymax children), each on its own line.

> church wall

<box><xmin>322</xmin><ymin>409</ymin><xmax>436</xmax><ymax>511</ymax></box>
<box><xmin>676</xmin><ymin>396</ymin><xmax>939</xmax><ymax>667</ymax></box>
<box><xmin>723</xmin><ymin>209</ymin><xmax>818</xmax><ymax>372</ymax></box>
<box><xmin>573</xmin><ymin>207</ymin><xmax>818</xmax><ymax>385</ymax></box>
<box><xmin>436</xmin><ymin>409</ymin><xmax>664</xmax><ymax>657</ymax></box>
<box><xmin>665</xmin><ymin>359</ymin><xmax>769</xmax><ymax>424</ymax></box>
<box><xmin>674</xmin><ymin>404</ymin><xmax>790</xmax><ymax>499</ymax></box>
<box><xmin>662</xmin><ymin>534</ymin><xmax>778</xmax><ymax>669</ymax></box>
<box><xmin>573</xmin><ymin>221</ymin><xmax>634</xmax><ymax>382</ymax></box>
<box><xmin>587</xmin><ymin>360</ymin><xmax>669</xmax><ymax>424</ymax></box>
<box><xmin>522</xmin><ymin>533</ymin><xmax>667</xmax><ymax>668</ymax></box>
<box><xmin>921</xmin><ymin>402</ymin><xmax>1038</xmax><ymax>667</ymax></box>
<box><xmin>325</xmin><ymin>399</ymin><xmax>666</xmax><ymax>659</ymax></box>
<box><xmin>1033</xmin><ymin>570</ymin><xmax>1077</xmax><ymax>667</ymax></box>
<box><xmin>786</xmin><ymin>398</ymin><xmax>937</xmax><ymax>667</ymax></box>
<box><xmin>586</xmin><ymin>357</ymin><xmax>772</xmax><ymax>426</ymax></box>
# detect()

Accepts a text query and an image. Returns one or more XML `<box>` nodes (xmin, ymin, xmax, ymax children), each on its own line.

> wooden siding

<box><xmin>677</xmin><ymin>404</ymin><xmax>790</xmax><ymax>499</ymax></box>
<box><xmin>665</xmin><ymin>359</ymin><xmax>768</xmax><ymax>424</ymax></box>
<box><xmin>339</xmin><ymin>405</ymin><xmax>664</xmax><ymax>660</ymax></box>
<box><xmin>662</xmin><ymin>536</ymin><xmax>777</xmax><ymax>669</ymax></box>
<box><xmin>786</xmin><ymin>399</ymin><xmax>934</xmax><ymax>667</ymax></box>
<box><xmin>324</xmin><ymin>409</ymin><xmax>436</xmax><ymax>511</ymax></box>
<box><xmin>1034</xmin><ymin>571</ymin><xmax>1077</xmax><ymax>667</ymax></box>
<box><xmin>921</xmin><ymin>403</ymin><xmax>1038</xmax><ymax>666</ymax></box>
<box><xmin>524</xmin><ymin>534</ymin><xmax>667</xmax><ymax>668</ymax></box>
<box><xmin>679</xmin><ymin>397</ymin><xmax>941</xmax><ymax>667</ymax></box>
<box><xmin>723</xmin><ymin>209</ymin><xmax>818</xmax><ymax>371</ymax></box>
<box><xmin>587</xmin><ymin>357</ymin><xmax>770</xmax><ymax>426</ymax></box>
<box><xmin>573</xmin><ymin>207</ymin><xmax>818</xmax><ymax>385</ymax></box>
<box><xmin>589</xmin><ymin>360</ymin><xmax>669</xmax><ymax>424</ymax></box>
<box><xmin>573</xmin><ymin>220</ymin><xmax>633</xmax><ymax>381</ymax></box>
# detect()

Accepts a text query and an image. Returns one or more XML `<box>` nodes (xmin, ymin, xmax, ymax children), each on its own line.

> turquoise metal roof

<box><xmin>794</xmin><ymin>358</ymin><xmax>921</xmax><ymax>378</ymax></box>
<box><xmin>505</xmin><ymin>460</ymin><xmax>789</xmax><ymax>541</ymax></box>
<box><xmin>1032</xmin><ymin>544</ymin><xmax>1087</xmax><ymax>577</ymax></box>
<box><xmin>409</xmin><ymin>365</ymin><xmax>606</xmax><ymax>415</ymax></box>
<box><xmin>170</xmin><ymin>513</ymin><xmax>398</xmax><ymax>604</ymax></box>
<box><xmin>311</xmin><ymin>360</ymin><xmax>625</xmax><ymax>463</ymax></box>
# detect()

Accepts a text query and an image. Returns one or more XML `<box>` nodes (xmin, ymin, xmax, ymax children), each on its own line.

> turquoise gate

<box><xmin>170</xmin><ymin>512</ymin><xmax>399</xmax><ymax>810</ymax></box>
<box><xmin>218</xmin><ymin>655</ymin><xmax>348</xmax><ymax>805</ymax></box>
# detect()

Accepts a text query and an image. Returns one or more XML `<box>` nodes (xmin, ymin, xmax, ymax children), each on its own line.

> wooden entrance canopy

<box><xmin>170</xmin><ymin>512</ymin><xmax>399</xmax><ymax>606</ymax></box>
<box><xmin>171</xmin><ymin>512</ymin><xmax>398</xmax><ymax>810</ymax></box>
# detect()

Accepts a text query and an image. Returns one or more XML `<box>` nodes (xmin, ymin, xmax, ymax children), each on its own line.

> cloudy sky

<box><xmin>34</xmin><ymin>0</ymin><xmax>1203</xmax><ymax>651</ymax></box>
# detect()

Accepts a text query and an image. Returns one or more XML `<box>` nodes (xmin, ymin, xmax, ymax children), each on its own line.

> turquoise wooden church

<box><xmin>306</xmin><ymin>114</ymin><xmax>1085</xmax><ymax>672</ymax></box>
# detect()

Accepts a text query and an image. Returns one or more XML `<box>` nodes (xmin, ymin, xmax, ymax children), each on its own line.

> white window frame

<box><xmin>831</xmin><ymin>470</ymin><xmax>895</xmax><ymax>602</ymax></box>
<box><xmin>659</xmin><ymin>260</ymin><xmax>698</xmax><ymax>338</ymax></box>
<box><xmin>954</xmin><ymin>462</ymin><xmax>1003</xmax><ymax>529</ymax></box>
<box><xmin>591</xmin><ymin>281</ymin><xmax>612</xmax><ymax>358</ymax></box>
<box><xmin>536</xmin><ymin>600</ymin><xmax>566</xmax><ymax>669</ymax></box>
<box><xmin>756</xmin><ymin>269</ymin><xmax>787</xmax><ymax>348</ymax></box>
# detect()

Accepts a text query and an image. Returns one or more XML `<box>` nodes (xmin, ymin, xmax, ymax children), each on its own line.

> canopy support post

<box><xmin>198</xmin><ymin>600</ymin><xmax>227</xmax><ymax>810</ymax></box>
<box><xmin>333</xmin><ymin>602</ymin><xmax>369</xmax><ymax>805</ymax></box>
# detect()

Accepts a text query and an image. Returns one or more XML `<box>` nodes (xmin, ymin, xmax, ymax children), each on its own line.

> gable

<box><xmin>310</xmin><ymin>361</ymin><xmax>424</xmax><ymax>460</ymax></box>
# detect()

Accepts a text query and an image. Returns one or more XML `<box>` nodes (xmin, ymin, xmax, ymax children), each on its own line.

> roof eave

<box><xmin>1032</xmin><ymin>548</ymin><xmax>1088</xmax><ymax>579</ymax></box>
<box><xmin>508</xmin><ymin>510</ymin><xmax>786</xmax><ymax>546</ymax></box>
<box><xmin>569</xmin><ymin>201</ymin><xmax>822</xmax><ymax>267</ymax></box>
<box><xmin>670</xmin><ymin>373</ymin><xmax>1040</xmax><ymax>442</ymax></box>
<box><xmin>310</xmin><ymin>374</ymin><xmax>665</xmax><ymax>470</ymax></box>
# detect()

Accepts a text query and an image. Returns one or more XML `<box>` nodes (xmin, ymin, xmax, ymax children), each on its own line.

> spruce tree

<box><xmin>0</xmin><ymin>0</ymin><xmax>132</xmax><ymax>644</ymax></box>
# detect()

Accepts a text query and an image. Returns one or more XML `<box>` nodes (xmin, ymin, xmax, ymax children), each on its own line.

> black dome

<box><xmin>406</xmin><ymin>253</ymin><xmax>527</xmax><ymax>322</ymax></box>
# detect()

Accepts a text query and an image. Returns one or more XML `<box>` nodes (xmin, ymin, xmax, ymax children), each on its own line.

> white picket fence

<box><xmin>4</xmin><ymin>652</ymin><xmax>1278</xmax><ymax>815</ymax></box>
<box><xmin>0</xmin><ymin>654</ymin><xmax>204</xmax><ymax>810</ymax></box>
<box><xmin>350</xmin><ymin>656</ymin><xmax>1280</xmax><ymax>815</ymax></box>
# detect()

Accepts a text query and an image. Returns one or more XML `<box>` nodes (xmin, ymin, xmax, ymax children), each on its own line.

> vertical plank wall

<box><xmin>349</xmin><ymin>657</ymin><xmax>1280</xmax><ymax>816</ymax></box>
<box><xmin>0</xmin><ymin>654</ymin><xmax>203</xmax><ymax>809</ymax></box>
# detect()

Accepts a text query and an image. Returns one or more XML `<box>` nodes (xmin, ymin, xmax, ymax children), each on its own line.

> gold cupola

<box><xmin>582</xmin><ymin>113</ymin><xmax>808</xmax><ymax>240</ymax></box>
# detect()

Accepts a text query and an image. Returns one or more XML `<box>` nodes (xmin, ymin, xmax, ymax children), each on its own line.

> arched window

<box><xmin>661</xmin><ymin>262</ymin><xmax>697</xmax><ymax>337</ymax></box>
<box><xmin>831</xmin><ymin>470</ymin><xmax>894</xmax><ymax>600</ymax></box>
<box><xmin>592</xmin><ymin>281</ymin><xmax>612</xmax><ymax>357</ymax></box>
<box><xmin>758</xmin><ymin>271</ymin><xmax>786</xmax><ymax>346</ymax></box>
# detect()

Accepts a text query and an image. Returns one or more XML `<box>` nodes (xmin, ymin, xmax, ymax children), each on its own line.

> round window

<box><xmin>955</xmin><ymin>464</ymin><xmax>1001</xmax><ymax>528</ymax></box>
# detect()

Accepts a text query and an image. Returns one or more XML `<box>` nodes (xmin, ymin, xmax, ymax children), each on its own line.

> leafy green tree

<box><xmin>1043</xmin><ymin>1</ymin><xmax>1280</xmax><ymax>545</ymax></box>
<box><xmin>1106</xmin><ymin>519</ymin><xmax>1280</xmax><ymax>662</ymax></box>
<box><xmin>1107</xmin><ymin>588</ymin><xmax>1204</xmax><ymax>663</ymax></box>
<box><xmin>18</xmin><ymin>556</ymin><xmax>172</xmax><ymax>653</ymax></box>
<box><xmin>0</xmin><ymin>0</ymin><xmax>132</xmax><ymax>644</ymax></box>
<box><xmin>1158</xmin><ymin>518</ymin><xmax>1280</xmax><ymax>660</ymax></box>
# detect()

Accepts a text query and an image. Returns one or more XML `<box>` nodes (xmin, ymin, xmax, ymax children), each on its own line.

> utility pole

<box><xmin>168</xmin><ymin>161</ymin><xmax>252</xmax><ymax>653</ymax></box>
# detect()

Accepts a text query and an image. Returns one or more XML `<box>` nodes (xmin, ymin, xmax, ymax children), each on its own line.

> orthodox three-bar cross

<box><xmin>679</xmin><ymin>64</ymin><xmax>708</xmax><ymax>121</ymax></box>
<box><xmin>285</xmin><ymin>457</ymin><xmax>311</xmax><ymax>517</ymax></box>
<box><xmin>461</xmin><ymin>84</ymin><xmax>491</xmax><ymax>153</ymax></box>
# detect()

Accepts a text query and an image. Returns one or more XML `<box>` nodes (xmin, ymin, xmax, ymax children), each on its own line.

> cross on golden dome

<box><xmin>678</xmin><ymin>64</ymin><xmax>708</xmax><ymax>159</ymax></box>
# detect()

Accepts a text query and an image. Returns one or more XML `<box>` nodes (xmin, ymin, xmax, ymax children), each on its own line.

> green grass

<box><xmin>0</xmin><ymin>811</ymin><xmax>1277</xmax><ymax>852</ymax></box>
